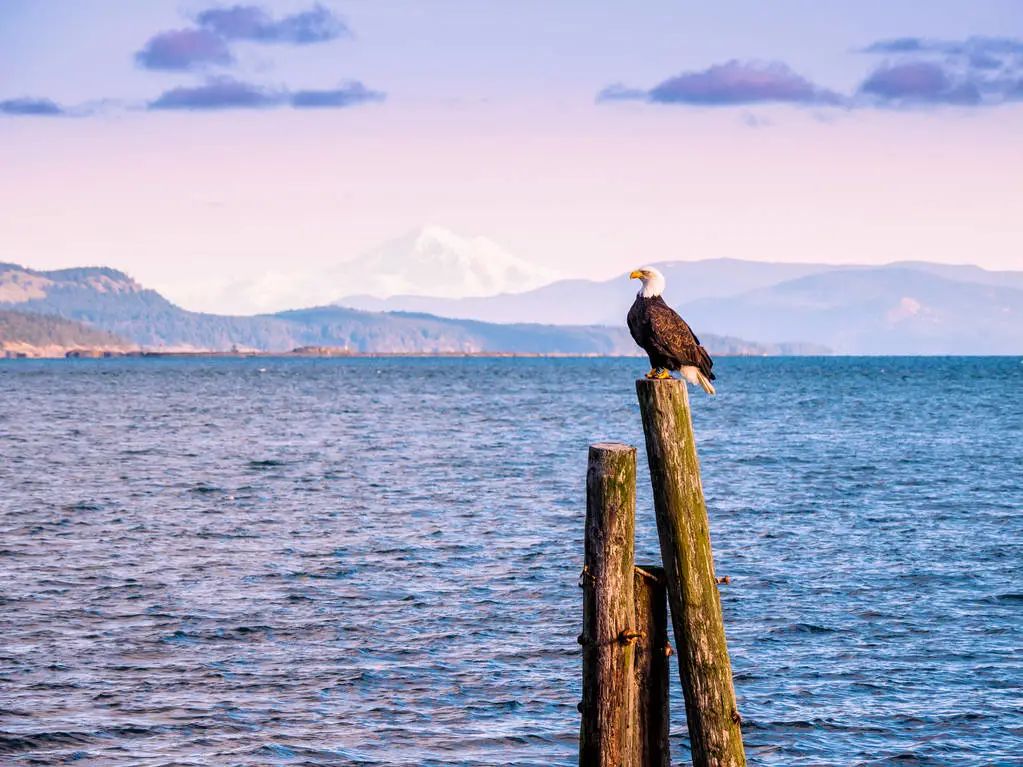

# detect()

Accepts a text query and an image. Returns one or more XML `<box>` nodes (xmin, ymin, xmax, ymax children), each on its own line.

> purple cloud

<box><xmin>135</xmin><ymin>28</ymin><xmax>233</xmax><ymax>71</ymax></box>
<box><xmin>606</xmin><ymin>38</ymin><xmax>1023</xmax><ymax>113</ymax></box>
<box><xmin>289</xmin><ymin>82</ymin><xmax>384</xmax><ymax>108</ymax></box>
<box><xmin>595</xmin><ymin>83</ymin><xmax>648</xmax><ymax>102</ymax></box>
<box><xmin>859</xmin><ymin>61</ymin><xmax>976</xmax><ymax>104</ymax></box>
<box><xmin>862</xmin><ymin>36</ymin><xmax>1023</xmax><ymax>57</ymax></box>
<box><xmin>969</xmin><ymin>51</ymin><xmax>1005</xmax><ymax>70</ymax></box>
<box><xmin>600</xmin><ymin>60</ymin><xmax>842</xmax><ymax>106</ymax></box>
<box><xmin>0</xmin><ymin>97</ymin><xmax>65</xmax><ymax>116</ymax></box>
<box><xmin>149</xmin><ymin>78</ymin><xmax>281</xmax><ymax>110</ymax></box>
<box><xmin>861</xmin><ymin>37</ymin><xmax>926</xmax><ymax>54</ymax></box>
<box><xmin>856</xmin><ymin>60</ymin><xmax>1023</xmax><ymax>107</ymax></box>
<box><xmin>740</xmin><ymin>112</ymin><xmax>771</xmax><ymax>129</ymax></box>
<box><xmin>855</xmin><ymin>36</ymin><xmax>1023</xmax><ymax>108</ymax></box>
<box><xmin>148</xmin><ymin>78</ymin><xmax>385</xmax><ymax>111</ymax></box>
<box><xmin>650</xmin><ymin>61</ymin><xmax>843</xmax><ymax>105</ymax></box>
<box><xmin>196</xmin><ymin>4</ymin><xmax>348</xmax><ymax>45</ymax></box>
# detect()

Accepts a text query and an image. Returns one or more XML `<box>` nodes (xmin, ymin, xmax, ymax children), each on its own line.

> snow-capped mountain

<box><xmin>331</xmin><ymin>226</ymin><xmax>559</xmax><ymax>300</ymax></box>
<box><xmin>158</xmin><ymin>227</ymin><xmax>559</xmax><ymax>315</ymax></box>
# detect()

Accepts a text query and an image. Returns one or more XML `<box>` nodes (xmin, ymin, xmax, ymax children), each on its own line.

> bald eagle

<box><xmin>627</xmin><ymin>266</ymin><xmax>716</xmax><ymax>394</ymax></box>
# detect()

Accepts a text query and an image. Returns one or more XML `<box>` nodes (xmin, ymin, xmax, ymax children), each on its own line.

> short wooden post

<box><xmin>580</xmin><ymin>443</ymin><xmax>637</xmax><ymax>767</ymax></box>
<box><xmin>635</xmin><ymin>379</ymin><xmax>746</xmax><ymax>767</ymax></box>
<box><xmin>632</xmin><ymin>565</ymin><xmax>670</xmax><ymax>767</ymax></box>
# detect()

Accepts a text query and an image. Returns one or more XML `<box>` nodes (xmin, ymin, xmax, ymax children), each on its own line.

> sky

<box><xmin>1</xmin><ymin>1</ymin><xmax>1022</xmax><ymax>314</ymax></box>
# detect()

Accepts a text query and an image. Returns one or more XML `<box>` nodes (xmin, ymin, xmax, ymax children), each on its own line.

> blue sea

<box><xmin>1</xmin><ymin>357</ymin><xmax>1021</xmax><ymax>766</ymax></box>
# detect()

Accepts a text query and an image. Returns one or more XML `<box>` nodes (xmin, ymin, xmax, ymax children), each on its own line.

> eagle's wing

<box><xmin>647</xmin><ymin>297</ymin><xmax>715</xmax><ymax>380</ymax></box>
<box><xmin>627</xmin><ymin>297</ymin><xmax>645</xmax><ymax>349</ymax></box>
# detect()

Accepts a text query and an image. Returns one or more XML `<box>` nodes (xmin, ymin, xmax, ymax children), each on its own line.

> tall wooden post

<box><xmin>635</xmin><ymin>379</ymin><xmax>746</xmax><ymax>767</ymax></box>
<box><xmin>632</xmin><ymin>566</ymin><xmax>670</xmax><ymax>767</ymax></box>
<box><xmin>580</xmin><ymin>443</ymin><xmax>637</xmax><ymax>767</ymax></box>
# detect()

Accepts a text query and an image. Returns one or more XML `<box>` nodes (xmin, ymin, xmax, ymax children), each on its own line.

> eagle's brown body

<box><xmin>627</xmin><ymin>294</ymin><xmax>715</xmax><ymax>385</ymax></box>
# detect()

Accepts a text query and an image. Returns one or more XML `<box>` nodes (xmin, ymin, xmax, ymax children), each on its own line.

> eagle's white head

<box><xmin>629</xmin><ymin>266</ymin><xmax>665</xmax><ymax>298</ymax></box>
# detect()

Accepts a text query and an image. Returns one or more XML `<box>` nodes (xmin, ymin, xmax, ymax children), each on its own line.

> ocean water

<box><xmin>1</xmin><ymin>356</ymin><xmax>1021</xmax><ymax>767</ymax></box>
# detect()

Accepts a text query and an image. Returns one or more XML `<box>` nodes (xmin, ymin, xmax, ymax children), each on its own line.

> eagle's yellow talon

<box><xmin>644</xmin><ymin>369</ymin><xmax>659</xmax><ymax>379</ymax></box>
<box><xmin>655</xmin><ymin>369</ymin><xmax>671</xmax><ymax>379</ymax></box>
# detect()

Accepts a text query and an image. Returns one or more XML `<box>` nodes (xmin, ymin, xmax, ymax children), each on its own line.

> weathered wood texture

<box><xmin>632</xmin><ymin>565</ymin><xmax>670</xmax><ymax>767</ymax></box>
<box><xmin>635</xmin><ymin>379</ymin><xmax>746</xmax><ymax>767</ymax></box>
<box><xmin>580</xmin><ymin>443</ymin><xmax>637</xmax><ymax>767</ymax></box>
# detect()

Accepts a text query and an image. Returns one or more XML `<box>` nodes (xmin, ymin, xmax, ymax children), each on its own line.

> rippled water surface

<box><xmin>1</xmin><ymin>357</ymin><xmax>1022</xmax><ymax>766</ymax></box>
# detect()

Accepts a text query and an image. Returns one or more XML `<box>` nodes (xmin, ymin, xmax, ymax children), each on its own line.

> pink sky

<box><xmin>2</xmin><ymin>2</ymin><xmax>1022</xmax><ymax>313</ymax></box>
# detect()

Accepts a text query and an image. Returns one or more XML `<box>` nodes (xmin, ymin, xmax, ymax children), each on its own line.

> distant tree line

<box><xmin>0</xmin><ymin>310</ymin><xmax>128</xmax><ymax>347</ymax></box>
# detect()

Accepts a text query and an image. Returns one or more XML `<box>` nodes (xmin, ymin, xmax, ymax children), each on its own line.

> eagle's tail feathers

<box><xmin>696</xmin><ymin>371</ymin><xmax>716</xmax><ymax>395</ymax></box>
<box><xmin>682</xmin><ymin>365</ymin><xmax>716</xmax><ymax>395</ymax></box>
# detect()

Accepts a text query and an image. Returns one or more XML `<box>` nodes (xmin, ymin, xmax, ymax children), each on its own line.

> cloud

<box><xmin>0</xmin><ymin>97</ymin><xmax>65</xmax><ymax>116</ymax></box>
<box><xmin>855</xmin><ymin>36</ymin><xmax>1023</xmax><ymax>107</ymax></box>
<box><xmin>135</xmin><ymin>28</ymin><xmax>233</xmax><ymax>70</ymax></box>
<box><xmin>861</xmin><ymin>36</ymin><xmax>1023</xmax><ymax>58</ymax></box>
<box><xmin>650</xmin><ymin>61</ymin><xmax>843</xmax><ymax>105</ymax></box>
<box><xmin>859</xmin><ymin>61</ymin><xmax>981</xmax><ymax>105</ymax></box>
<box><xmin>149</xmin><ymin>78</ymin><xmax>281</xmax><ymax>110</ymax></box>
<box><xmin>599</xmin><ymin>60</ymin><xmax>842</xmax><ymax>107</ymax></box>
<box><xmin>969</xmin><ymin>51</ymin><xmax>1005</xmax><ymax>71</ymax></box>
<box><xmin>603</xmin><ymin>39</ymin><xmax>1023</xmax><ymax>113</ymax></box>
<box><xmin>196</xmin><ymin>4</ymin><xmax>348</xmax><ymax>45</ymax></box>
<box><xmin>595</xmin><ymin>83</ymin><xmax>648</xmax><ymax>102</ymax></box>
<box><xmin>740</xmin><ymin>112</ymin><xmax>771</xmax><ymax>128</ymax></box>
<box><xmin>132</xmin><ymin>5</ymin><xmax>361</xmax><ymax>115</ymax></box>
<box><xmin>289</xmin><ymin>82</ymin><xmax>384</xmax><ymax>108</ymax></box>
<box><xmin>135</xmin><ymin>5</ymin><xmax>348</xmax><ymax>73</ymax></box>
<box><xmin>148</xmin><ymin>78</ymin><xmax>384</xmax><ymax>111</ymax></box>
<box><xmin>860</xmin><ymin>37</ymin><xmax>927</xmax><ymax>54</ymax></box>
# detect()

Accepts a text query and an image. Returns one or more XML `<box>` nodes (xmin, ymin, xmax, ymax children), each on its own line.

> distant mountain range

<box><xmin>0</xmin><ymin>262</ymin><xmax>807</xmax><ymax>356</ymax></box>
<box><xmin>339</xmin><ymin>258</ymin><xmax>830</xmax><ymax>323</ymax></box>
<box><xmin>338</xmin><ymin>259</ymin><xmax>1023</xmax><ymax>354</ymax></box>
<box><xmin>5</xmin><ymin>255</ymin><xmax>1018</xmax><ymax>356</ymax></box>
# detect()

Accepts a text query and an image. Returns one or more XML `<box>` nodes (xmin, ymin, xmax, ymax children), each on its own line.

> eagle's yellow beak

<box><xmin>629</xmin><ymin>270</ymin><xmax>644</xmax><ymax>280</ymax></box>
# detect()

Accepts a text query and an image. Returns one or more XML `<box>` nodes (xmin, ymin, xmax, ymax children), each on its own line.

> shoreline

<box><xmin>7</xmin><ymin>347</ymin><xmax>650</xmax><ymax>360</ymax></box>
<box><xmin>4</xmin><ymin>350</ymin><xmax>1020</xmax><ymax>361</ymax></box>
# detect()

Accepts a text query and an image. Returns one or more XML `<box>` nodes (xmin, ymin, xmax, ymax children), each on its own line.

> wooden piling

<box><xmin>632</xmin><ymin>565</ymin><xmax>670</xmax><ymax>767</ymax></box>
<box><xmin>580</xmin><ymin>443</ymin><xmax>637</xmax><ymax>767</ymax></box>
<box><xmin>635</xmin><ymin>379</ymin><xmax>746</xmax><ymax>767</ymax></box>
